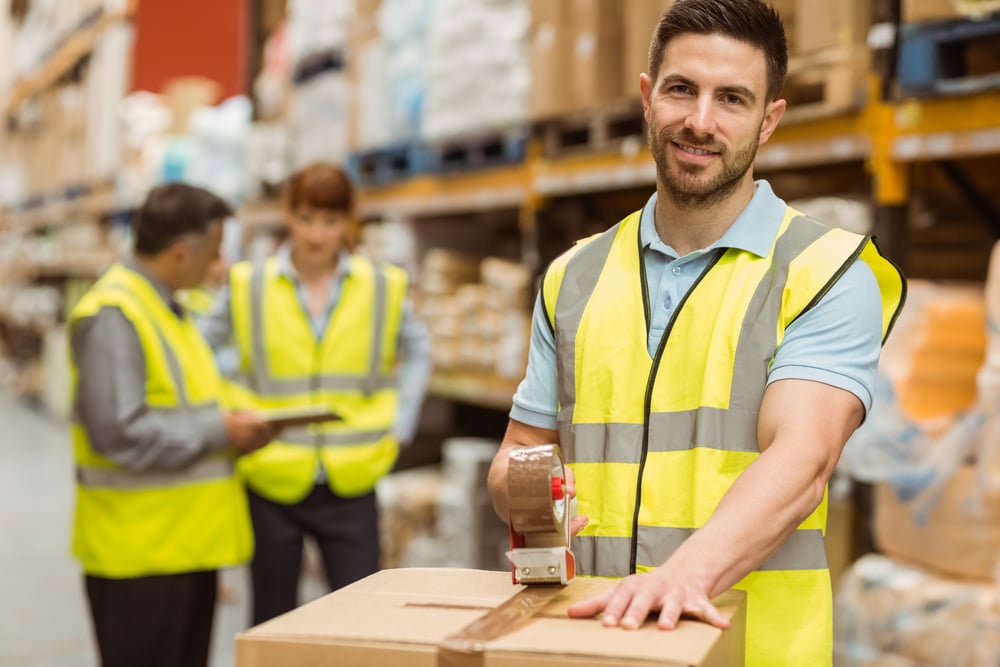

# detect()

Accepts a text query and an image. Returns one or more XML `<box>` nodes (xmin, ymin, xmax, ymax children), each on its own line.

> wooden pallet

<box><xmin>781</xmin><ymin>47</ymin><xmax>870</xmax><ymax>123</ymax></box>
<box><xmin>422</xmin><ymin>128</ymin><xmax>527</xmax><ymax>174</ymax></box>
<box><xmin>348</xmin><ymin>144</ymin><xmax>428</xmax><ymax>186</ymax></box>
<box><xmin>535</xmin><ymin>100</ymin><xmax>646</xmax><ymax>158</ymax></box>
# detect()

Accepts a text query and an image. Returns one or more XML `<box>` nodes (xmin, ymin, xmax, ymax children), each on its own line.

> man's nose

<box><xmin>684</xmin><ymin>96</ymin><xmax>717</xmax><ymax>137</ymax></box>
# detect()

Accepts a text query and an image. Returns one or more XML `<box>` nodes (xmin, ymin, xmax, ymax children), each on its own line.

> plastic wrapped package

<box><xmin>835</xmin><ymin>554</ymin><xmax>1000</xmax><ymax>667</ymax></box>
<box><xmin>840</xmin><ymin>280</ymin><xmax>986</xmax><ymax>510</ymax></box>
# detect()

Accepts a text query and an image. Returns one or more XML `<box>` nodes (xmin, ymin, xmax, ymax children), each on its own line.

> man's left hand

<box><xmin>566</xmin><ymin>569</ymin><xmax>729</xmax><ymax>630</ymax></box>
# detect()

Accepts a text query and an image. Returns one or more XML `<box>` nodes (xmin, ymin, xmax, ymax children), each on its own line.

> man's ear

<box><xmin>759</xmin><ymin>98</ymin><xmax>787</xmax><ymax>145</ymax></box>
<box><xmin>640</xmin><ymin>73</ymin><xmax>654</xmax><ymax>121</ymax></box>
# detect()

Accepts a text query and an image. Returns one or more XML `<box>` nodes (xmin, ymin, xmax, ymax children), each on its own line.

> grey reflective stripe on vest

<box><xmin>570</xmin><ymin>409</ymin><xmax>760</xmax><ymax>463</ymax></box>
<box><xmin>573</xmin><ymin>526</ymin><xmax>828</xmax><ymax>576</ymax></box>
<box><xmin>77</xmin><ymin>454</ymin><xmax>233</xmax><ymax>490</ymax></box>
<box><xmin>278</xmin><ymin>426</ymin><xmax>391</xmax><ymax>447</ymax></box>
<box><xmin>247</xmin><ymin>263</ymin><xmax>394</xmax><ymax>396</ymax></box>
<box><xmin>553</xmin><ymin>225</ymin><xmax>620</xmax><ymax>422</ymax></box>
<box><xmin>364</xmin><ymin>268</ymin><xmax>388</xmax><ymax>395</ymax></box>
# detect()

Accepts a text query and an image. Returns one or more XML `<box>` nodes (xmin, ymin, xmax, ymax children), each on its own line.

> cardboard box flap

<box><xmin>250</xmin><ymin>569</ymin><xmax>508</xmax><ymax>645</ymax></box>
<box><xmin>501</xmin><ymin>586</ymin><xmax>745</xmax><ymax>665</ymax></box>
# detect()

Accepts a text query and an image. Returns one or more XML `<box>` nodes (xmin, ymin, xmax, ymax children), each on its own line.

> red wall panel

<box><xmin>131</xmin><ymin>0</ymin><xmax>248</xmax><ymax>99</ymax></box>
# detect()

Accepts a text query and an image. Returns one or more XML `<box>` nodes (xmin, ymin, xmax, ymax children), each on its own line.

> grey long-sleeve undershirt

<box><xmin>71</xmin><ymin>306</ymin><xmax>230</xmax><ymax>473</ymax></box>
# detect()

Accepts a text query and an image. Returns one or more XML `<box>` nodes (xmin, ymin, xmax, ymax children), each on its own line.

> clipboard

<box><xmin>258</xmin><ymin>405</ymin><xmax>343</xmax><ymax>429</ymax></box>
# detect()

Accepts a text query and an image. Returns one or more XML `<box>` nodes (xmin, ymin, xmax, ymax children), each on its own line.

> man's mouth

<box><xmin>675</xmin><ymin>142</ymin><xmax>718</xmax><ymax>156</ymax></box>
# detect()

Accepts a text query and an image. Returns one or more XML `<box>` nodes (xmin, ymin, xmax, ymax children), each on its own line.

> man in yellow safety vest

<box><xmin>488</xmin><ymin>1</ymin><xmax>905</xmax><ymax>665</ymax></box>
<box><xmin>68</xmin><ymin>183</ymin><xmax>276</xmax><ymax>667</ymax></box>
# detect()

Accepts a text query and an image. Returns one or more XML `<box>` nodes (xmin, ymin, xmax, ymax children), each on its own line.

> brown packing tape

<box><xmin>508</xmin><ymin>444</ymin><xmax>567</xmax><ymax>540</ymax></box>
<box><xmin>436</xmin><ymin>445</ymin><xmax>571</xmax><ymax>666</ymax></box>
<box><xmin>437</xmin><ymin>585</ymin><xmax>566</xmax><ymax>667</ymax></box>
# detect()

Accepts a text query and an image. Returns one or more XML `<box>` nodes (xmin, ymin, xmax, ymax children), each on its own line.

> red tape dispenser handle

<box><xmin>506</xmin><ymin>444</ymin><xmax>576</xmax><ymax>585</ymax></box>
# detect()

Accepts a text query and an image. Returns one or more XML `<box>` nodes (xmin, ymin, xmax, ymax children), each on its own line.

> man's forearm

<box><xmin>664</xmin><ymin>441</ymin><xmax>829</xmax><ymax>599</ymax></box>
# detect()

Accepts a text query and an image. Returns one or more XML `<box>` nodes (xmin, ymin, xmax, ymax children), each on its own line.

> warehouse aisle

<box><xmin>0</xmin><ymin>393</ymin><xmax>250</xmax><ymax>667</ymax></box>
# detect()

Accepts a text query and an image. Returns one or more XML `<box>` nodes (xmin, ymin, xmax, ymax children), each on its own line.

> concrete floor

<box><xmin>0</xmin><ymin>392</ymin><xmax>329</xmax><ymax>667</ymax></box>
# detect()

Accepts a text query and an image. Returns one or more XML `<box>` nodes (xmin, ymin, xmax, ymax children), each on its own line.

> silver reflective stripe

<box><xmin>576</xmin><ymin>527</ymin><xmax>827</xmax><ymax>577</ymax></box>
<box><xmin>637</xmin><ymin>526</ymin><xmax>828</xmax><ymax>572</ymax></box>
<box><xmin>570</xmin><ymin>412</ymin><xmax>762</xmax><ymax>462</ymax></box>
<box><xmin>106</xmin><ymin>283</ymin><xmax>189</xmax><ymax>408</ymax></box>
<box><xmin>248</xmin><ymin>263</ymin><xmax>270</xmax><ymax>394</ymax></box>
<box><xmin>364</xmin><ymin>268</ymin><xmax>388</xmax><ymax>395</ymax></box>
<box><xmin>571</xmin><ymin>422</ymin><xmax>644</xmax><ymax>463</ymax></box>
<box><xmin>77</xmin><ymin>455</ymin><xmax>233</xmax><ymax>490</ymax></box>
<box><xmin>726</xmin><ymin>216</ymin><xmax>834</xmax><ymax>414</ymax></box>
<box><xmin>572</xmin><ymin>535</ymin><xmax>632</xmax><ymax>578</ymax></box>
<box><xmin>553</xmin><ymin>225</ymin><xmax>620</xmax><ymax>427</ymax></box>
<box><xmin>249</xmin><ymin>374</ymin><xmax>396</xmax><ymax>396</ymax></box>
<box><xmin>280</xmin><ymin>427</ymin><xmax>391</xmax><ymax>447</ymax></box>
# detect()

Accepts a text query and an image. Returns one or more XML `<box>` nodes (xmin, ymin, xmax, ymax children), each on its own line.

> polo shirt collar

<box><xmin>639</xmin><ymin>179</ymin><xmax>786</xmax><ymax>259</ymax></box>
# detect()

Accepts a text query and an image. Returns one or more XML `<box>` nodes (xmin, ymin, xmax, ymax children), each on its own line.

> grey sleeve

<box><xmin>392</xmin><ymin>299</ymin><xmax>432</xmax><ymax>444</ymax></box>
<box><xmin>72</xmin><ymin>307</ymin><xmax>230</xmax><ymax>472</ymax></box>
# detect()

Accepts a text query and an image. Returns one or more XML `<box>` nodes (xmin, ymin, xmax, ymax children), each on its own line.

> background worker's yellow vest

<box><xmin>68</xmin><ymin>264</ymin><xmax>253</xmax><ymax>578</ymax></box>
<box><xmin>229</xmin><ymin>255</ymin><xmax>406</xmax><ymax>503</ymax></box>
<box><xmin>543</xmin><ymin>208</ymin><xmax>904</xmax><ymax>667</ymax></box>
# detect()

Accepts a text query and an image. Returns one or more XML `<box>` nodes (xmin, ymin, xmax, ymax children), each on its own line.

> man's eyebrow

<box><xmin>658</xmin><ymin>73</ymin><xmax>696</xmax><ymax>92</ymax></box>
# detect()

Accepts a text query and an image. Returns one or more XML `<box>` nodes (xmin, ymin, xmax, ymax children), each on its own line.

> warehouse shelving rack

<box><xmin>3</xmin><ymin>3</ymin><xmax>1000</xmax><ymax>410</ymax></box>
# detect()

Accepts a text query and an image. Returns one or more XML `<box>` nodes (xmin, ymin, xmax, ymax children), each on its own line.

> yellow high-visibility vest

<box><xmin>228</xmin><ymin>254</ymin><xmax>406</xmax><ymax>502</ymax></box>
<box><xmin>542</xmin><ymin>207</ymin><xmax>905</xmax><ymax>666</ymax></box>
<box><xmin>68</xmin><ymin>263</ymin><xmax>253</xmax><ymax>578</ymax></box>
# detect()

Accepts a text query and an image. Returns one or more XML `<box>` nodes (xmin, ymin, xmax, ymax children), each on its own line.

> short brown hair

<box><xmin>283</xmin><ymin>162</ymin><xmax>354</xmax><ymax>213</ymax></box>
<box><xmin>648</xmin><ymin>0</ymin><xmax>788</xmax><ymax>102</ymax></box>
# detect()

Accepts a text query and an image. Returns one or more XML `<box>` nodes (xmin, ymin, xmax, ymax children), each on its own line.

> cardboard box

<box><xmin>874</xmin><ymin>464</ymin><xmax>1000</xmax><ymax>581</ymax></box>
<box><xmin>236</xmin><ymin>568</ymin><xmax>747</xmax><ymax>666</ymax></box>
<box><xmin>903</xmin><ymin>0</ymin><xmax>1000</xmax><ymax>22</ymax></box>
<box><xmin>621</xmin><ymin>0</ymin><xmax>674</xmax><ymax>98</ymax></box>
<box><xmin>571</xmin><ymin>0</ymin><xmax>624</xmax><ymax>110</ymax></box>
<box><xmin>903</xmin><ymin>0</ymin><xmax>964</xmax><ymax>21</ymax></box>
<box><xmin>795</xmin><ymin>0</ymin><xmax>870</xmax><ymax>54</ymax></box>
<box><xmin>528</xmin><ymin>0</ymin><xmax>574</xmax><ymax>119</ymax></box>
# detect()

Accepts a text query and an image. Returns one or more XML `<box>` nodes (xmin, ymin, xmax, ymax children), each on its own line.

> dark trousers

<box><xmin>85</xmin><ymin>570</ymin><xmax>217</xmax><ymax>667</ymax></box>
<box><xmin>247</xmin><ymin>484</ymin><xmax>379</xmax><ymax>625</ymax></box>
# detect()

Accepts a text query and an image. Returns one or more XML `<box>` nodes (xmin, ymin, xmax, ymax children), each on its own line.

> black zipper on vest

<box><xmin>630</xmin><ymin>249</ymin><xmax>725</xmax><ymax>574</ymax></box>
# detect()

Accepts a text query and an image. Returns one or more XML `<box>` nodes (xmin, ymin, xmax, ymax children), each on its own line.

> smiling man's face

<box><xmin>641</xmin><ymin>32</ymin><xmax>785</xmax><ymax>209</ymax></box>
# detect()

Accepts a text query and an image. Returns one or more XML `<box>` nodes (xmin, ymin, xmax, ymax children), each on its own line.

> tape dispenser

<box><xmin>506</xmin><ymin>444</ymin><xmax>576</xmax><ymax>585</ymax></box>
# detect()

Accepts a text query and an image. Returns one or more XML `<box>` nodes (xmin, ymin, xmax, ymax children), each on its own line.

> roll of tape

<box><xmin>508</xmin><ymin>444</ymin><xmax>568</xmax><ymax>545</ymax></box>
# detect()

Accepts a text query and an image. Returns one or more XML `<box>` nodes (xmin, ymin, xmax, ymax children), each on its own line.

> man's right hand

<box><xmin>223</xmin><ymin>411</ymin><xmax>276</xmax><ymax>454</ymax></box>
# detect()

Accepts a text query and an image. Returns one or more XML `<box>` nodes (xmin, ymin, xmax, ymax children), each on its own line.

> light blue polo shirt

<box><xmin>510</xmin><ymin>180</ymin><xmax>884</xmax><ymax>430</ymax></box>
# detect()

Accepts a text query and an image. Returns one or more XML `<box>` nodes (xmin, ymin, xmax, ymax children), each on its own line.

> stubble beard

<box><xmin>649</xmin><ymin>126</ymin><xmax>759</xmax><ymax>211</ymax></box>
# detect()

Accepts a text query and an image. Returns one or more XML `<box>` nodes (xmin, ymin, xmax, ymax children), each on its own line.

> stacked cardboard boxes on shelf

<box><xmin>834</xmin><ymin>263</ymin><xmax>1000</xmax><ymax>663</ymax></box>
<box><xmin>418</xmin><ymin>249</ymin><xmax>531</xmax><ymax>380</ymax></box>
<box><xmin>377</xmin><ymin>438</ymin><xmax>505</xmax><ymax>572</ymax></box>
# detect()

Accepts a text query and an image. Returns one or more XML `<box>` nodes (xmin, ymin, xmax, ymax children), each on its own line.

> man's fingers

<box><xmin>566</xmin><ymin>587</ymin><xmax>614</xmax><ymax>619</ymax></box>
<box><xmin>596</xmin><ymin>579</ymin><xmax>643</xmax><ymax>627</ymax></box>
<box><xmin>569</xmin><ymin>514</ymin><xmax>589</xmax><ymax>536</ymax></box>
<box><xmin>619</xmin><ymin>588</ymin><xmax>657</xmax><ymax>629</ymax></box>
<box><xmin>692</xmin><ymin>600</ymin><xmax>730</xmax><ymax>630</ymax></box>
